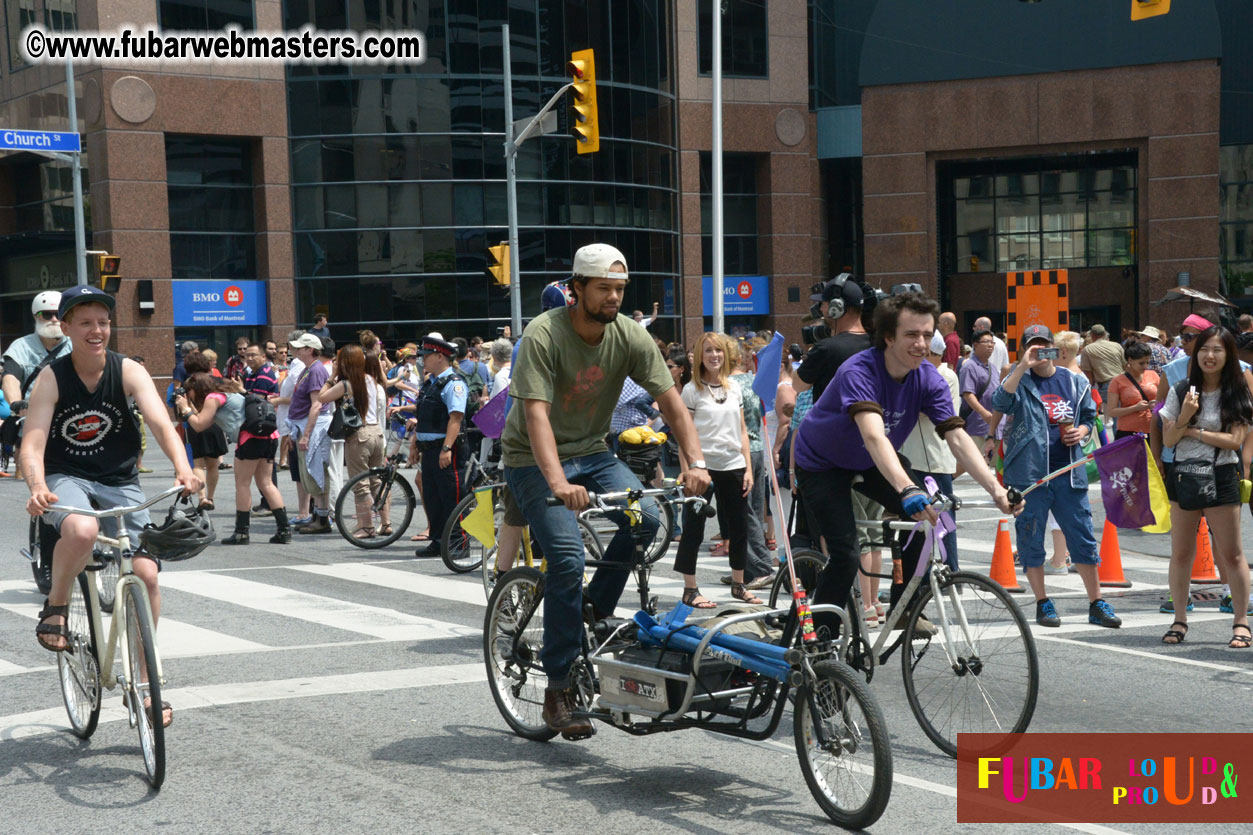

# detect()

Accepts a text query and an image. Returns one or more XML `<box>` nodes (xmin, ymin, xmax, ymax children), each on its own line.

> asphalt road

<box><xmin>3</xmin><ymin>445</ymin><xmax>1252</xmax><ymax>834</ymax></box>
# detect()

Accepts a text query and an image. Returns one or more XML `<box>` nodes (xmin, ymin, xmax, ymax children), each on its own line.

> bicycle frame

<box><xmin>49</xmin><ymin>486</ymin><xmax>181</xmax><ymax>699</ymax></box>
<box><xmin>851</xmin><ymin>501</ymin><xmax>1004</xmax><ymax>670</ymax></box>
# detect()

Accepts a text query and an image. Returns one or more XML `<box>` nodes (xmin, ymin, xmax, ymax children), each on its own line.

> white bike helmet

<box><xmin>32</xmin><ymin>291</ymin><xmax>61</xmax><ymax>316</ymax></box>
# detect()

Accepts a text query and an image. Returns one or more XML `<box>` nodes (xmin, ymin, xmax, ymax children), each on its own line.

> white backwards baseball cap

<box><xmin>572</xmin><ymin>244</ymin><xmax>628</xmax><ymax>280</ymax></box>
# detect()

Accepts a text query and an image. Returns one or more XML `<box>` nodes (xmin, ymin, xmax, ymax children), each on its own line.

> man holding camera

<box><xmin>796</xmin><ymin>274</ymin><xmax>874</xmax><ymax>401</ymax></box>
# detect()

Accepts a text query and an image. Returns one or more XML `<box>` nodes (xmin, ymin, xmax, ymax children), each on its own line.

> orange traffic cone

<box><xmin>989</xmin><ymin>518</ymin><xmax>1024</xmax><ymax>593</ymax></box>
<box><xmin>1191</xmin><ymin>518</ymin><xmax>1220</xmax><ymax>584</ymax></box>
<box><xmin>1097</xmin><ymin>520</ymin><xmax>1132</xmax><ymax>588</ymax></box>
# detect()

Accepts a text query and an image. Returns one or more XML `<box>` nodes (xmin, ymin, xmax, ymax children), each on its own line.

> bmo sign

<box><xmin>701</xmin><ymin>275</ymin><xmax>770</xmax><ymax>316</ymax></box>
<box><xmin>172</xmin><ymin>280</ymin><xmax>266</xmax><ymax>326</ymax></box>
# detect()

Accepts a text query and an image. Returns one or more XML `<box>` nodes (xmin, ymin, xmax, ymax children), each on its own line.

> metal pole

<box><xmin>710</xmin><ymin>0</ymin><xmax>724</xmax><ymax>335</ymax></box>
<box><xmin>502</xmin><ymin>24</ymin><xmax>522</xmax><ymax>338</ymax></box>
<box><xmin>66</xmin><ymin>56</ymin><xmax>87</xmax><ymax>287</ymax></box>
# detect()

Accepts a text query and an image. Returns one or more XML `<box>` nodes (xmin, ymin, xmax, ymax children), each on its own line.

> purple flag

<box><xmin>1092</xmin><ymin>434</ymin><xmax>1154</xmax><ymax>528</ymax></box>
<box><xmin>752</xmin><ymin>332</ymin><xmax>785</xmax><ymax>414</ymax></box>
<box><xmin>472</xmin><ymin>383</ymin><xmax>510</xmax><ymax>439</ymax></box>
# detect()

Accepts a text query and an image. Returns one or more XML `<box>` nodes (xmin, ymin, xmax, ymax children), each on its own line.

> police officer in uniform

<box><xmin>412</xmin><ymin>336</ymin><xmax>467</xmax><ymax>557</ymax></box>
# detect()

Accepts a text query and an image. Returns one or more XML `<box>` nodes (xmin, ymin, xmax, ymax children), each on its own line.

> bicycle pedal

<box><xmin>561</xmin><ymin>726</ymin><xmax>596</xmax><ymax>741</ymax></box>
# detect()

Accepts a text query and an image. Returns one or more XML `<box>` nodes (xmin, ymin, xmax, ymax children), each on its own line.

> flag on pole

<box><xmin>472</xmin><ymin>382</ymin><xmax>510</xmax><ymax>438</ymax></box>
<box><xmin>460</xmin><ymin>487</ymin><xmax>497</xmax><ymax>548</ymax></box>
<box><xmin>1092</xmin><ymin>435</ymin><xmax>1166</xmax><ymax>529</ymax></box>
<box><xmin>751</xmin><ymin>332</ymin><xmax>785</xmax><ymax>414</ymax></box>
<box><xmin>1141</xmin><ymin>441</ymin><xmax>1172</xmax><ymax>534</ymax></box>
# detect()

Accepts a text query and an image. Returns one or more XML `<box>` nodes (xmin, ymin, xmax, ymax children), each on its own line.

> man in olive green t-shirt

<box><xmin>501</xmin><ymin>243</ymin><xmax>709</xmax><ymax>739</ymax></box>
<box><xmin>1077</xmin><ymin>324</ymin><xmax>1124</xmax><ymax>425</ymax></box>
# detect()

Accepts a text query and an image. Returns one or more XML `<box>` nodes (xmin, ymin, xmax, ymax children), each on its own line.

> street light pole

<box><xmin>502</xmin><ymin>24</ymin><xmax>522</xmax><ymax>337</ymax></box>
<box><xmin>711</xmin><ymin>0</ymin><xmax>724</xmax><ymax>335</ymax></box>
<box><xmin>65</xmin><ymin>56</ymin><xmax>87</xmax><ymax>287</ymax></box>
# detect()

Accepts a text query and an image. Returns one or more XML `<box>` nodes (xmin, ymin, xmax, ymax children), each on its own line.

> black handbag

<box><xmin>1173</xmin><ymin>446</ymin><xmax>1219</xmax><ymax>511</ymax></box>
<box><xmin>328</xmin><ymin>395</ymin><xmax>362</xmax><ymax>440</ymax></box>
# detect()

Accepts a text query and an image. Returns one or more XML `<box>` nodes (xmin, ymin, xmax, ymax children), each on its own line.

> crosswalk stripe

<box><xmin>158</xmin><ymin>571</ymin><xmax>479</xmax><ymax>642</ymax></box>
<box><xmin>0</xmin><ymin>583</ymin><xmax>267</xmax><ymax>657</ymax></box>
<box><xmin>0</xmin><ymin>658</ymin><xmax>29</xmax><ymax>675</ymax></box>
<box><xmin>286</xmin><ymin>563</ymin><xmax>488</xmax><ymax>606</ymax></box>
<box><xmin>0</xmin><ymin>662</ymin><xmax>487</xmax><ymax>743</ymax></box>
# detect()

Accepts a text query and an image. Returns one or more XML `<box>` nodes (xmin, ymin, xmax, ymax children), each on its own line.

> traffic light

<box><xmin>567</xmin><ymin>48</ymin><xmax>599</xmax><ymax>154</ymax></box>
<box><xmin>487</xmin><ymin>242</ymin><xmax>510</xmax><ymax>286</ymax></box>
<box><xmin>1130</xmin><ymin>0</ymin><xmax>1170</xmax><ymax>20</ymax></box>
<box><xmin>95</xmin><ymin>254</ymin><xmax>121</xmax><ymax>293</ymax></box>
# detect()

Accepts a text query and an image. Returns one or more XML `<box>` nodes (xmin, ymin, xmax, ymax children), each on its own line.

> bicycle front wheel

<box><xmin>642</xmin><ymin>500</ymin><xmax>675</xmax><ymax>565</ymax></box>
<box><xmin>30</xmin><ymin>516</ymin><xmax>52</xmax><ymax>595</ymax></box>
<box><xmin>794</xmin><ymin>658</ymin><xmax>892</xmax><ymax>829</ymax></box>
<box><xmin>483</xmin><ymin>567</ymin><xmax>555</xmax><ymax>741</ymax></box>
<box><xmin>94</xmin><ymin>548</ymin><xmax>119</xmax><ymax>614</ymax></box>
<box><xmin>125</xmin><ymin>583</ymin><xmax>165</xmax><ymax>789</ymax></box>
<box><xmin>335</xmin><ymin>469</ymin><xmax>415</xmax><ymax>549</ymax></box>
<box><xmin>58</xmin><ymin>573</ymin><xmax>101</xmax><ymax>739</ymax></box>
<box><xmin>902</xmin><ymin>570</ymin><xmax>1039</xmax><ymax>758</ymax></box>
<box><xmin>443</xmin><ymin>488</ymin><xmax>501</xmax><ymax>574</ymax></box>
<box><xmin>768</xmin><ymin>548</ymin><xmax>827</xmax><ymax>609</ymax></box>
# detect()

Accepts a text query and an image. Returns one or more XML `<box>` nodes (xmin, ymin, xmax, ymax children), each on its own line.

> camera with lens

<box><xmin>174</xmin><ymin>386</ymin><xmax>186</xmax><ymax>397</ymax></box>
<box><xmin>801</xmin><ymin>323</ymin><xmax>830</xmax><ymax>346</ymax></box>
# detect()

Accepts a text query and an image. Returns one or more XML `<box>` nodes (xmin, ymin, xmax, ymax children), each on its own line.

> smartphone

<box><xmin>1036</xmin><ymin>347</ymin><xmax>1060</xmax><ymax>360</ymax></box>
<box><xmin>1190</xmin><ymin>385</ymin><xmax>1197</xmax><ymax>398</ymax></box>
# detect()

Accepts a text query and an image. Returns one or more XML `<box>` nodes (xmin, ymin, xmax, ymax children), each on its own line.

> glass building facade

<box><xmin>282</xmin><ymin>0</ymin><xmax>679</xmax><ymax>342</ymax></box>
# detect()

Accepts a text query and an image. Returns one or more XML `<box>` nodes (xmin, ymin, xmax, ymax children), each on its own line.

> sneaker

<box><xmin>1089</xmin><ymin>598</ymin><xmax>1121</xmax><ymax>628</ymax></box>
<box><xmin>252</xmin><ymin>504</ymin><xmax>273</xmax><ymax>517</ymax></box>
<box><xmin>542</xmin><ymin>687</ymin><xmax>592</xmax><ymax>739</ymax></box>
<box><xmin>1043</xmin><ymin>562</ymin><xmax>1069</xmax><ymax>576</ymax></box>
<box><xmin>297</xmin><ymin>515</ymin><xmax>332</xmax><ymax>534</ymax></box>
<box><xmin>1160</xmin><ymin>597</ymin><xmax>1195</xmax><ymax>614</ymax></box>
<box><xmin>891</xmin><ymin>613</ymin><xmax>937</xmax><ymax>636</ymax></box>
<box><xmin>1036</xmin><ymin>598</ymin><xmax>1061</xmax><ymax>628</ymax></box>
<box><xmin>744</xmin><ymin>573</ymin><xmax>775</xmax><ymax>591</ymax></box>
<box><xmin>719</xmin><ymin>574</ymin><xmax>733</xmax><ymax>585</ymax></box>
<box><xmin>1218</xmin><ymin>595</ymin><xmax>1253</xmax><ymax>615</ymax></box>
<box><xmin>862</xmin><ymin>606</ymin><xmax>880</xmax><ymax>629</ymax></box>
<box><xmin>291</xmin><ymin>515</ymin><xmax>312</xmax><ymax>526</ymax></box>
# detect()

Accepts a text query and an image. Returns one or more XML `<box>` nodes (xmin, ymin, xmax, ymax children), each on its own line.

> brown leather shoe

<box><xmin>542</xmin><ymin>687</ymin><xmax>592</xmax><ymax>739</ymax></box>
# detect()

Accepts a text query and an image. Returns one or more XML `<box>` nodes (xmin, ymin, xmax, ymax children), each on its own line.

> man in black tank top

<box><xmin>21</xmin><ymin>288</ymin><xmax>200</xmax><ymax>725</ymax></box>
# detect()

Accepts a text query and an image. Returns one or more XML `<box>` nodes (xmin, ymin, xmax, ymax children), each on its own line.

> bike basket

<box><xmin>617</xmin><ymin>443</ymin><xmax>662</xmax><ymax>481</ymax></box>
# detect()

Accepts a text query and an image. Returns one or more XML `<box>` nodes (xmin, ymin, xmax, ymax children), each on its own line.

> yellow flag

<box><xmin>1141</xmin><ymin>441</ymin><xmax>1171</xmax><ymax>534</ymax></box>
<box><xmin>460</xmin><ymin>487</ymin><xmax>497</xmax><ymax>548</ymax></box>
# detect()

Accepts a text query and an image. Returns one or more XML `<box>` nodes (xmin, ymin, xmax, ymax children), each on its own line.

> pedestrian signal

<box><xmin>567</xmin><ymin>49</ymin><xmax>599</xmax><ymax>154</ymax></box>
<box><xmin>487</xmin><ymin>242</ymin><xmax>510</xmax><ymax>286</ymax></box>
<box><xmin>95</xmin><ymin>254</ymin><xmax>121</xmax><ymax>293</ymax></box>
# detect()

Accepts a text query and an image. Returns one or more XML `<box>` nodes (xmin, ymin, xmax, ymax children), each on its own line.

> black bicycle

<box><xmin>334</xmin><ymin>429</ymin><xmax>418</xmax><ymax>548</ymax></box>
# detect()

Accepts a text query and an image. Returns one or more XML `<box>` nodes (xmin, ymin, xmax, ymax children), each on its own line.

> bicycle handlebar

<box><xmin>46</xmin><ymin>485</ymin><xmax>185</xmax><ymax>519</ymax></box>
<box><xmin>545</xmin><ymin>487</ymin><xmax>717</xmax><ymax>517</ymax></box>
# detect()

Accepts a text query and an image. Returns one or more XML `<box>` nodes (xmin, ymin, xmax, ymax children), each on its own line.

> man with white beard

<box><xmin>2</xmin><ymin>292</ymin><xmax>73</xmax><ymax>476</ymax></box>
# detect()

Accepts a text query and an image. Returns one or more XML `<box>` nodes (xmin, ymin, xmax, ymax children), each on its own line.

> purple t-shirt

<box><xmin>287</xmin><ymin>360</ymin><xmax>331</xmax><ymax>424</ymax></box>
<box><xmin>795</xmin><ymin>348</ymin><xmax>956</xmax><ymax>472</ymax></box>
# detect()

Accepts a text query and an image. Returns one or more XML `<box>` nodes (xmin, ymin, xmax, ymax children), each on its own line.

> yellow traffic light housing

<box><xmin>1130</xmin><ymin>0</ymin><xmax>1170</xmax><ymax>20</ymax></box>
<box><xmin>95</xmin><ymin>254</ymin><xmax>121</xmax><ymax>293</ymax></box>
<box><xmin>487</xmin><ymin>242</ymin><xmax>510</xmax><ymax>286</ymax></box>
<box><xmin>567</xmin><ymin>49</ymin><xmax>599</xmax><ymax>154</ymax></box>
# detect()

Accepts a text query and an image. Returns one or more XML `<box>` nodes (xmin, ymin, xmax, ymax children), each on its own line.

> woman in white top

<box><xmin>318</xmin><ymin>344</ymin><xmax>390</xmax><ymax>538</ymax></box>
<box><xmin>674</xmin><ymin>333</ymin><xmax>757</xmax><ymax>608</ymax></box>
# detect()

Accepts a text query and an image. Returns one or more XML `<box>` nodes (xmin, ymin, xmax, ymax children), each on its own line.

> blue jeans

<box><xmin>1014</xmin><ymin>478</ymin><xmax>1098</xmax><ymax>568</ymax></box>
<box><xmin>505</xmin><ymin>452</ymin><xmax>658</xmax><ymax>689</ymax></box>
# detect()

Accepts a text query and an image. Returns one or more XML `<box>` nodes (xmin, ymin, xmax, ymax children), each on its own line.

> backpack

<box><xmin>242</xmin><ymin>392</ymin><xmax>278</xmax><ymax>436</ymax></box>
<box><xmin>452</xmin><ymin>366</ymin><xmax>485</xmax><ymax>420</ymax></box>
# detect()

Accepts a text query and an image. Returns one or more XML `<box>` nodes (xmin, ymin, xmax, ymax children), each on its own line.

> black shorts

<box><xmin>1164</xmin><ymin>462</ymin><xmax>1241</xmax><ymax>507</ymax></box>
<box><xmin>236</xmin><ymin>436</ymin><xmax>278</xmax><ymax>461</ymax></box>
<box><xmin>187</xmin><ymin>424</ymin><xmax>228</xmax><ymax>459</ymax></box>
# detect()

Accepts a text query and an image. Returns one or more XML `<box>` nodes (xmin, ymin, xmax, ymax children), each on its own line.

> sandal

<box><xmin>198</xmin><ymin>500</ymin><xmax>215</xmax><ymax>512</ymax></box>
<box><xmin>1161</xmin><ymin>621</ymin><xmax>1188</xmax><ymax>644</ymax></box>
<box><xmin>765</xmin><ymin>538</ymin><xmax>777</xmax><ymax>550</ymax></box>
<box><xmin>410</xmin><ymin>532</ymin><xmax>430</xmax><ymax>543</ymax></box>
<box><xmin>862</xmin><ymin>606</ymin><xmax>880</xmax><ymax>627</ymax></box>
<box><xmin>681</xmin><ymin>587</ymin><xmax>717</xmax><ymax>609</ymax></box>
<box><xmin>710</xmin><ymin>541</ymin><xmax>730</xmax><ymax>558</ymax></box>
<box><xmin>36</xmin><ymin>599</ymin><xmax>70</xmax><ymax>652</ymax></box>
<box><xmin>379</xmin><ymin>525</ymin><xmax>394</xmax><ymax>536</ymax></box>
<box><xmin>730</xmin><ymin>583</ymin><xmax>763</xmax><ymax>605</ymax></box>
<box><xmin>353</xmin><ymin>528</ymin><xmax>376</xmax><ymax>539</ymax></box>
<box><xmin>123</xmin><ymin>692</ymin><xmax>174</xmax><ymax>728</ymax></box>
<box><xmin>1229</xmin><ymin>624</ymin><xmax>1251</xmax><ymax>649</ymax></box>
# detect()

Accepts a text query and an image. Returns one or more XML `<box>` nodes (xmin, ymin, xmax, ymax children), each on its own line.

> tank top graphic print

<box><xmin>44</xmin><ymin>351</ymin><xmax>141</xmax><ymax>485</ymax></box>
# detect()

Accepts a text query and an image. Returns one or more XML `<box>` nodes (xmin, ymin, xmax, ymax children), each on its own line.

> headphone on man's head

<box><xmin>821</xmin><ymin>273</ymin><xmax>866</xmax><ymax>321</ymax></box>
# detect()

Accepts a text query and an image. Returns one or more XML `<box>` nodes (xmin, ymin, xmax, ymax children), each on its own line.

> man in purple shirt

<box><xmin>959</xmin><ymin>329</ymin><xmax>1000</xmax><ymax>455</ymax></box>
<box><xmin>794</xmin><ymin>292</ymin><xmax>1016</xmax><ymax>633</ymax></box>
<box><xmin>287</xmin><ymin>333</ymin><xmax>334</xmax><ymax>532</ymax></box>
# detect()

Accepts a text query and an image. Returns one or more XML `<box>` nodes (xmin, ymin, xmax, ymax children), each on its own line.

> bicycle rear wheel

<box><xmin>902</xmin><ymin>570</ymin><xmax>1039</xmax><ymax>758</ymax></box>
<box><xmin>58</xmin><ymin>573</ymin><xmax>101</xmax><ymax>739</ymax></box>
<box><xmin>767</xmin><ymin>548</ymin><xmax>827</xmax><ymax>609</ymax></box>
<box><xmin>794</xmin><ymin>658</ymin><xmax>892</xmax><ymax>829</ymax></box>
<box><xmin>125</xmin><ymin>583</ymin><xmax>165</xmax><ymax>789</ymax></box>
<box><xmin>483</xmin><ymin>567</ymin><xmax>555</xmax><ymax>741</ymax></box>
<box><xmin>335</xmin><ymin>469</ymin><xmax>415</xmax><ymax>549</ymax></box>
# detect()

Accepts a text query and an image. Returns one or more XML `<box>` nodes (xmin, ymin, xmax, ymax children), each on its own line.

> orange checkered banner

<box><xmin>1006</xmin><ymin>270</ymin><xmax>1069</xmax><ymax>360</ymax></box>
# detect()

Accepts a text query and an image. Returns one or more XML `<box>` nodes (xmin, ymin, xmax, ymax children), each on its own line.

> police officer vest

<box><xmin>416</xmin><ymin>373</ymin><xmax>454</xmax><ymax>435</ymax></box>
<box><xmin>45</xmin><ymin>351</ymin><xmax>142</xmax><ymax>486</ymax></box>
